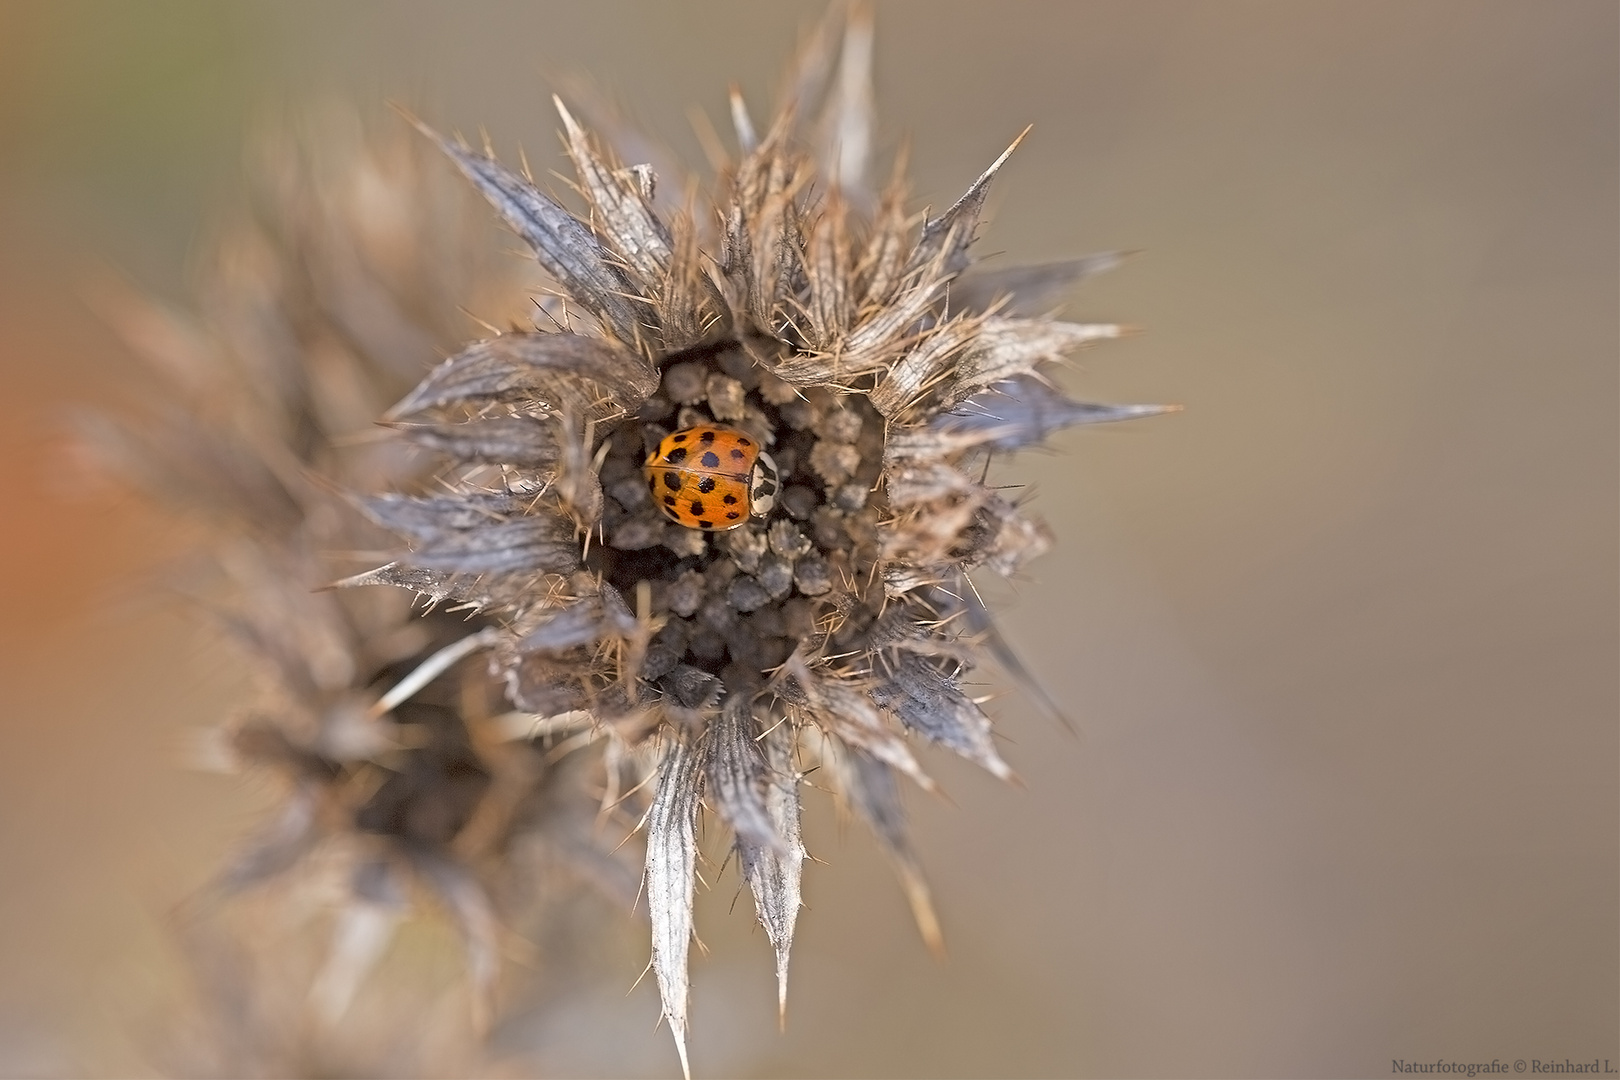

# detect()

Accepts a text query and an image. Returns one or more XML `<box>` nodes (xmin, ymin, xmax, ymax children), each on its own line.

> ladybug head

<box><xmin>748</xmin><ymin>450</ymin><xmax>780</xmax><ymax>518</ymax></box>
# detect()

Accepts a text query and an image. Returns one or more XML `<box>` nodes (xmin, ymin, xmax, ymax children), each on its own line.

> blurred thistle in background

<box><xmin>80</xmin><ymin>5</ymin><xmax>1168</xmax><ymax>1075</ymax></box>
<box><xmin>83</xmin><ymin>113</ymin><xmax>637</xmax><ymax>1074</ymax></box>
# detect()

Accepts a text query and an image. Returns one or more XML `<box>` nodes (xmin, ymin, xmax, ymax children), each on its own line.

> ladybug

<box><xmin>644</xmin><ymin>424</ymin><xmax>779</xmax><ymax>531</ymax></box>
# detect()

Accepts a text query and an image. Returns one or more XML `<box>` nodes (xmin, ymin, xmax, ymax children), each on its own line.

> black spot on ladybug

<box><xmin>699</xmin><ymin>430</ymin><xmax>716</xmax><ymax>444</ymax></box>
<box><xmin>730</xmin><ymin>448</ymin><xmax>746</xmax><ymax>460</ymax></box>
<box><xmin>663</xmin><ymin>495</ymin><xmax>676</xmax><ymax>508</ymax></box>
<box><xmin>726</xmin><ymin>511</ymin><xmax>740</xmax><ymax>520</ymax></box>
<box><xmin>722</xmin><ymin>494</ymin><xmax>738</xmax><ymax>505</ymax></box>
<box><xmin>666</xmin><ymin>446</ymin><xmax>688</xmax><ymax>464</ymax></box>
<box><xmin>690</xmin><ymin>500</ymin><xmax>705</xmax><ymax>515</ymax></box>
<box><xmin>663</xmin><ymin>472</ymin><xmax>681</xmax><ymax>491</ymax></box>
<box><xmin>737</xmin><ymin>437</ymin><xmax>751</xmax><ymax>447</ymax></box>
<box><xmin>671</xmin><ymin>432</ymin><xmax>688</xmax><ymax>443</ymax></box>
<box><xmin>700</xmin><ymin>451</ymin><xmax>720</xmax><ymax>467</ymax></box>
<box><xmin>697</xmin><ymin>520</ymin><xmax>712</xmax><ymax>529</ymax></box>
<box><xmin>697</xmin><ymin>476</ymin><xmax>716</xmax><ymax>494</ymax></box>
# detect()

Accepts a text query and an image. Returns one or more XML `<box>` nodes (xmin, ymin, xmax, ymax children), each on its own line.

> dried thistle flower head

<box><xmin>345</xmin><ymin>7</ymin><xmax>1175</xmax><ymax>1074</ymax></box>
<box><xmin>87</xmin><ymin>111</ymin><xmax>640</xmax><ymax>1070</ymax></box>
<box><xmin>92</xmin><ymin>6</ymin><xmax>1174</xmax><ymax>1075</ymax></box>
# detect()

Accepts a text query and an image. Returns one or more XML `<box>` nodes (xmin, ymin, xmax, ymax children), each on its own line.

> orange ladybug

<box><xmin>644</xmin><ymin>424</ymin><xmax>778</xmax><ymax>531</ymax></box>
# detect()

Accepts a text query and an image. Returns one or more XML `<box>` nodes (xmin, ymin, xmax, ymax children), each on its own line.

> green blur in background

<box><xmin>0</xmin><ymin>2</ymin><xmax>1614</xmax><ymax>1076</ymax></box>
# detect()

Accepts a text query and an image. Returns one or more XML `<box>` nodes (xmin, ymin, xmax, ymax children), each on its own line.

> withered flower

<box><xmin>93</xmin><ymin>6</ymin><xmax>1173</xmax><ymax>1076</ymax></box>
<box><xmin>344</xmin><ymin>7</ymin><xmax>1174</xmax><ymax>1075</ymax></box>
<box><xmin>88</xmin><ymin>114</ymin><xmax>637</xmax><ymax>1071</ymax></box>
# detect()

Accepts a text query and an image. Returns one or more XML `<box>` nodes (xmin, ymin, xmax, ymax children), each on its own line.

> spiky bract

<box><xmin>349</xmin><ymin>11</ymin><xmax>1172</xmax><ymax>1072</ymax></box>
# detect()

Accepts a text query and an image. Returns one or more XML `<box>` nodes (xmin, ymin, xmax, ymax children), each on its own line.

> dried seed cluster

<box><xmin>597</xmin><ymin>348</ymin><xmax>881</xmax><ymax>684</ymax></box>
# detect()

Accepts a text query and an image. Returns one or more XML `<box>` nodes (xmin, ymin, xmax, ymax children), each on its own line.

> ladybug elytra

<box><xmin>644</xmin><ymin>424</ymin><xmax>778</xmax><ymax>531</ymax></box>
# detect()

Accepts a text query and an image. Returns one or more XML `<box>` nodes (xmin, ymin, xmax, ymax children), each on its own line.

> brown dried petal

<box><xmin>969</xmin><ymin>496</ymin><xmax>1054</xmax><ymax>579</ymax></box>
<box><xmin>646</xmin><ymin>736</ymin><xmax>704</xmax><ymax>1079</ymax></box>
<box><xmin>504</xmin><ymin>654</ymin><xmax>590</xmax><ymax>716</ymax></box>
<box><xmin>329</xmin><ymin>562</ymin><xmax>491</xmax><ymax>611</ymax></box>
<box><xmin>828</xmin><ymin>742</ymin><xmax>942</xmax><ymax>955</ymax></box>
<box><xmin>740</xmin><ymin>721</ymin><xmax>804</xmax><ymax>1025</ymax></box>
<box><xmin>882</xmin><ymin>458</ymin><xmax>978</xmax><ymax>508</ymax></box>
<box><xmin>938</xmin><ymin>317</ymin><xmax>1124</xmax><ymax>413</ymax></box>
<box><xmin>837</xmin><ymin>248</ymin><xmax>955</xmax><ymax>380</ymax></box>
<box><xmin>706</xmin><ymin>693</ymin><xmax>783</xmax><ymax>854</ymax></box>
<box><xmin>929</xmin><ymin>374</ymin><xmax>1178</xmax><ymax>452</ymax></box>
<box><xmin>950</xmin><ymin>252</ymin><xmax>1126</xmax><ymax>316</ymax></box>
<box><xmin>360</xmin><ymin>492</ymin><xmax>518</xmax><ymax>537</ymax></box>
<box><xmin>941</xmin><ymin>574</ymin><xmax>1071</xmax><ymax>731</ymax></box>
<box><xmin>866</xmin><ymin>314</ymin><xmax>980</xmax><ymax>418</ymax></box>
<box><xmin>411</xmin><ymin>514</ymin><xmax>581</xmax><ymax>576</ymax></box>
<box><xmin>389</xmin><ymin>416</ymin><xmax>560</xmax><ymax>467</ymax></box>
<box><xmin>555</xmin><ymin>96</ymin><xmax>674</xmax><ymax>288</ymax></box>
<box><xmin>426</xmin><ymin>129</ymin><xmax>649</xmax><ymax>343</ymax></box>
<box><xmin>661</xmin><ymin>665</ymin><xmax>722</xmax><ymax>711</ymax></box>
<box><xmin>643</xmin><ymin>620</ymin><xmax>690</xmax><ymax>682</ymax></box>
<box><xmin>907</xmin><ymin>127</ymin><xmax>1028</xmax><ymax>281</ymax></box>
<box><xmin>802</xmin><ymin>192</ymin><xmax>854</xmax><ymax>348</ymax></box>
<box><xmin>780</xmin><ymin>654</ymin><xmax>932</xmax><ymax>790</ymax></box>
<box><xmin>517</xmin><ymin>592</ymin><xmax>633</xmax><ymax>654</ymax></box>
<box><xmin>871</xmin><ymin>653</ymin><xmax>1013</xmax><ymax>781</ymax></box>
<box><xmin>856</xmin><ymin>150</ymin><xmax>915</xmax><ymax>308</ymax></box>
<box><xmin>387</xmin><ymin>332</ymin><xmax>657</xmax><ymax>419</ymax></box>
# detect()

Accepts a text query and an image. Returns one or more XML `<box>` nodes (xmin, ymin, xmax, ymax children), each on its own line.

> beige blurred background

<box><xmin>0</xmin><ymin>1</ymin><xmax>1614</xmax><ymax>1076</ymax></box>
